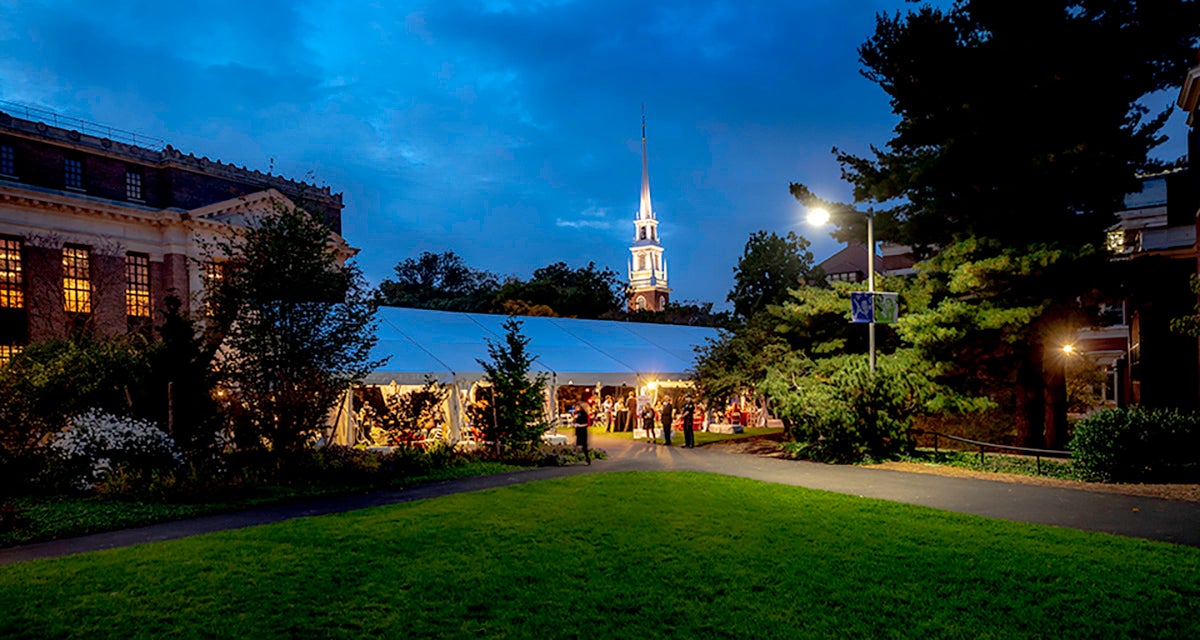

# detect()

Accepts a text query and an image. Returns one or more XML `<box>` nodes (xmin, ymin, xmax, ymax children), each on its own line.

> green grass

<box><xmin>0</xmin><ymin>461</ymin><xmax>521</xmax><ymax>548</ymax></box>
<box><xmin>580</xmin><ymin>425</ymin><xmax>782</xmax><ymax>446</ymax></box>
<box><xmin>2</xmin><ymin>471</ymin><xmax>1197</xmax><ymax>639</ymax></box>
<box><xmin>898</xmin><ymin>448</ymin><xmax>1080</xmax><ymax>481</ymax></box>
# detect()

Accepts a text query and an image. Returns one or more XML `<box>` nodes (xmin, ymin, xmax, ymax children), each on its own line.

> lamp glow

<box><xmin>1062</xmin><ymin>344</ymin><xmax>1075</xmax><ymax>355</ymax></box>
<box><xmin>806</xmin><ymin>207</ymin><xmax>831</xmax><ymax>227</ymax></box>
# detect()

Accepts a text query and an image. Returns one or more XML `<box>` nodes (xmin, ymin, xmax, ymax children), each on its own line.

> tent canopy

<box><xmin>363</xmin><ymin>307</ymin><xmax>721</xmax><ymax>388</ymax></box>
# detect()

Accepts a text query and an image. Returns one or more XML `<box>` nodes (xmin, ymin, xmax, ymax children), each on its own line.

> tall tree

<box><xmin>475</xmin><ymin>317</ymin><xmax>550</xmax><ymax>454</ymax></box>
<box><xmin>494</xmin><ymin>261</ymin><xmax>626</xmax><ymax>319</ymax></box>
<box><xmin>207</xmin><ymin>199</ymin><xmax>381</xmax><ymax>452</ymax></box>
<box><xmin>727</xmin><ymin>231</ymin><xmax>815</xmax><ymax>321</ymax></box>
<box><xmin>792</xmin><ymin>0</ymin><xmax>1200</xmax><ymax>447</ymax></box>
<box><xmin>380</xmin><ymin>251</ymin><xmax>499</xmax><ymax>313</ymax></box>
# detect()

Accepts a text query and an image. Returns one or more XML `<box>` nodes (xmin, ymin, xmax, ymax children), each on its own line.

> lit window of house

<box><xmin>64</xmin><ymin>156</ymin><xmax>83</xmax><ymax>189</ymax></box>
<box><xmin>203</xmin><ymin>261</ymin><xmax>227</xmax><ymax>315</ymax></box>
<box><xmin>62</xmin><ymin>245</ymin><xmax>91</xmax><ymax>314</ymax></box>
<box><xmin>125</xmin><ymin>252</ymin><xmax>151</xmax><ymax>319</ymax></box>
<box><xmin>125</xmin><ymin>170</ymin><xmax>143</xmax><ymax>201</ymax></box>
<box><xmin>0</xmin><ymin>236</ymin><xmax>23</xmax><ymax>309</ymax></box>
<box><xmin>0</xmin><ymin>145</ymin><xmax>14</xmax><ymax>176</ymax></box>
<box><xmin>0</xmin><ymin>236</ymin><xmax>25</xmax><ymax>363</ymax></box>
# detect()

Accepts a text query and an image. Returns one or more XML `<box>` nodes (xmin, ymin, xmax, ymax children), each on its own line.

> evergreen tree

<box><xmin>475</xmin><ymin>317</ymin><xmax>550</xmax><ymax>454</ymax></box>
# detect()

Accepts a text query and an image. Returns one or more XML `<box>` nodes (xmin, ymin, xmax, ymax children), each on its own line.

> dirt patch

<box><xmin>707</xmin><ymin>435</ymin><xmax>1200</xmax><ymax>503</ymax></box>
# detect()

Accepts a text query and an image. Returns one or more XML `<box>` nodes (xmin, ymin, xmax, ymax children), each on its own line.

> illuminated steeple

<box><xmin>628</xmin><ymin>105</ymin><xmax>670</xmax><ymax>312</ymax></box>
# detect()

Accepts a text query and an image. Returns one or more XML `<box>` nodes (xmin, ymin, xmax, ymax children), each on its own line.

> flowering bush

<box><xmin>47</xmin><ymin>410</ymin><xmax>182</xmax><ymax>491</ymax></box>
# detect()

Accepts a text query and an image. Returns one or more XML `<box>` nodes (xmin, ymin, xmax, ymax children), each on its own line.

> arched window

<box><xmin>640</xmin><ymin>227</ymin><xmax>647</xmax><ymax>240</ymax></box>
<box><xmin>658</xmin><ymin>295</ymin><xmax>666</xmax><ymax>309</ymax></box>
<box><xmin>635</xmin><ymin>295</ymin><xmax>646</xmax><ymax>310</ymax></box>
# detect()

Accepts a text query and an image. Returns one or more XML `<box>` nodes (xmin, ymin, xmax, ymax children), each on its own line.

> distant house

<box><xmin>814</xmin><ymin>243</ymin><xmax>916</xmax><ymax>284</ymax></box>
<box><xmin>0</xmin><ymin>103</ymin><xmax>354</xmax><ymax>362</ymax></box>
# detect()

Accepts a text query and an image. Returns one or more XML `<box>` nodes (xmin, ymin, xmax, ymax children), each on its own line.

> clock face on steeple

<box><xmin>628</xmin><ymin>108</ymin><xmax>670</xmax><ymax>312</ymax></box>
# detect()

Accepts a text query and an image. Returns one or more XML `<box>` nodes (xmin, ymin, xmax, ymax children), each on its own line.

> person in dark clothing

<box><xmin>625</xmin><ymin>392</ymin><xmax>637</xmax><ymax>433</ymax></box>
<box><xmin>681</xmin><ymin>396</ymin><xmax>696</xmax><ymax>448</ymax></box>
<box><xmin>659</xmin><ymin>397</ymin><xmax>674</xmax><ymax>446</ymax></box>
<box><xmin>574</xmin><ymin>402</ymin><xmax>590</xmax><ymax>463</ymax></box>
<box><xmin>641</xmin><ymin>402</ymin><xmax>656</xmax><ymax>443</ymax></box>
<box><xmin>615</xmin><ymin>397</ymin><xmax>628</xmax><ymax>432</ymax></box>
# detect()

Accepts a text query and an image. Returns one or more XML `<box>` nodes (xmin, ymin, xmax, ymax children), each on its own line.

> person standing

<box><xmin>681</xmin><ymin>395</ymin><xmax>696</xmax><ymax>448</ymax></box>
<box><xmin>625</xmin><ymin>391</ymin><xmax>638</xmax><ymax>433</ymax></box>
<box><xmin>659</xmin><ymin>397</ymin><xmax>674</xmax><ymax>446</ymax></box>
<box><xmin>574</xmin><ymin>401</ymin><xmax>591</xmax><ymax>464</ymax></box>
<box><xmin>641</xmin><ymin>402</ymin><xmax>656</xmax><ymax>443</ymax></box>
<box><xmin>602</xmin><ymin>396</ymin><xmax>614</xmax><ymax>432</ymax></box>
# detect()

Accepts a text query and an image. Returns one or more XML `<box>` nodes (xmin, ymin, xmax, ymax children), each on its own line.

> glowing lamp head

<box><xmin>806</xmin><ymin>207</ymin><xmax>831</xmax><ymax>227</ymax></box>
<box><xmin>1061</xmin><ymin>344</ymin><xmax>1075</xmax><ymax>355</ymax></box>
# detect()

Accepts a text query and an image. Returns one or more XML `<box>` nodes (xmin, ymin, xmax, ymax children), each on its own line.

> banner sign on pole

<box><xmin>849</xmin><ymin>292</ymin><xmax>899</xmax><ymax>323</ymax></box>
<box><xmin>850</xmin><ymin>292</ymin><xmax>874</xmax><ymax>323</ymax></box>
<box><xmin>874</xmin><ymin>292</ymin><xmax>899</xmax><ymax>324</ymax></box>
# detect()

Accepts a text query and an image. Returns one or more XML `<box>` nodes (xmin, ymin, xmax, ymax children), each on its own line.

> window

<box><xmin>0</xmin><ymin>237</ymin><xmax>26</xmax><ymax>360</ymax></box>
<box><xmin>0</xmin><ymin>145</ymin><xmax>13</xmax><ymax>176</ymax></box>
<box><xmin>64</xmin><ymin>157</ymin><xmax>83</xmax><ymax>189</ymax></box>
<box><xmin>635</xmin><ymin>295</ymin><xmax>646</xmax><ymax>310</ymax></box>
<box><xmin>203</xmin><ymin>261</ymin><xmax>227</xmax><ymax>315</ymax></box>
<box><xmin>62</xmin><ymin>245</ymin><xmax>91</xmax><ymax>314</ymax></box>
<box><xmin>125</xmin><ymin>170</ymin><xmax>143</xmax><ymax>200</ymax></box>
<box><xmin>637</xmin><ymin>255</ymin><xmax>646</xmax><ymax>270</ymax></box>
<box><xmin>0</xmin><ymin>236</ymin><xmax>23</xmax><ymax>309</ymax></box>
<box><xmin>640</xmin><ymin>227</ymin><xmax>647</xmax><ymax>240</ymax></box>
<box><xmin>125</xmin><ymin>253</ymin><xmax>151</xmax><ymax>319</ymax></box>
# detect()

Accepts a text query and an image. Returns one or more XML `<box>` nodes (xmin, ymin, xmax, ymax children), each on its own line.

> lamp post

<box><xmin>807</xmin><ymin>206</ymin><xmax>876</xmax><ymax>372</ymax></box>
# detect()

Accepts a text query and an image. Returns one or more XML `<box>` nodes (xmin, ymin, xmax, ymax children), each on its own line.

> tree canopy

<box><xmin>795</xmin><ymin>0</ymin><xmax>1200</xmax><ymax>253</ymax></box>
<box><xmin>727</xmin><ymin>231</ymin><xmax>816</xmax><ymax>320</ymax></box>
<box><xmin>379</xmin><ymin>251</ymin><xmax>499</xmax><ymax>313</ymax></box>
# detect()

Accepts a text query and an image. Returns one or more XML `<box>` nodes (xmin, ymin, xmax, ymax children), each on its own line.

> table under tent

<box><xmin>328</xmin><ymin>307</ymin><xmax>720</xmax><ymax>446</ymax></box>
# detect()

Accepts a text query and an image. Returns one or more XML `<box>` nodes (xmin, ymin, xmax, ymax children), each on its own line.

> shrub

<box><xmin>370</xmin><ymin>379</ymin><xmax>448</xmax><ymax>446</ymax></box>
<box><xmin>1070</xmin><ymin>408</ymin><xmax>1200</xmax><ymax>483</ymax></box>
<box><xmin>47</xmin><ymin>410</ymin><xmax>181</xmax><ymax>491</ymax></box>
<box><xmin>0</xmin><ymin>336</ymin><xmax>157</xmax><ymax>458</ymax></box>
<box><xmin>764</xmin><ymin>350</ymin><xmax>988</xmax><ymax>464</ymax></box>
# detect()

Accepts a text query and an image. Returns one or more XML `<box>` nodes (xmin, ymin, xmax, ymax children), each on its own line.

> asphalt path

<box><xmin>2</xmin><ymin>434</ymin><xmax>1198</xmax><ymax>566</ymax></box>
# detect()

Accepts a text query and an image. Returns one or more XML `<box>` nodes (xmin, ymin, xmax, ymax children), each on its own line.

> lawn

<box><xmin>2</xmin><ymin>471</ymin><xmax>1198</xmax><ymax>639</ymax></box>
<box><xmin>0</xmin><ymin>460</ymin><xmax>522</xmax><ymax>548</ymax></box>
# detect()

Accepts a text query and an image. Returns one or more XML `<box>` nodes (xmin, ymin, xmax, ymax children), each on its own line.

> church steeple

<box><xmin>628</xmin><ymin>106</ymin><xmax>671</xmax><ymax>312</ymax></box>
<box><xmin>639</xmin><ymin>106</ymin><xmax>653</xmax><ymax>221</ymax></box>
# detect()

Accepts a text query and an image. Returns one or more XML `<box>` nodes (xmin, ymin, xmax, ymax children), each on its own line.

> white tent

<box><xmin>337</xmin><ymin>307</ymin><xmax>721</xmax><ymax>444</ymax></box>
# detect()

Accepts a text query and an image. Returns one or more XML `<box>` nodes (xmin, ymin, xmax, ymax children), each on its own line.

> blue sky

<box><xmin>1</xmin><ymin>1</ymin><xmax>1191</xmax><ymax>308</ymax></box>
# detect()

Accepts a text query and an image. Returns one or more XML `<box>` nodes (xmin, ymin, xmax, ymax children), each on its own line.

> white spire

<box><xmin>639</xmin><ymin>104</ymin><xmax>653</xmax><ymax>220</ymax></box>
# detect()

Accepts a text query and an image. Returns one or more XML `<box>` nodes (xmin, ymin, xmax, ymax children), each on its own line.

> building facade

<box><xmin>628</xmin><ymin>112</ymin><xmax>670</xmax><ymax>311</ymax></box>
<box><xmin>0</xmin><ymin>105</ymin><xmax>354</xmax><ymax>361</ymax></box>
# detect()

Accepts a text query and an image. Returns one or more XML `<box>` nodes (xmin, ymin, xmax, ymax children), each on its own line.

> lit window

<box><xmin>125</xmin><ymin>253</ymin><xmax>151</xmax><ymax>318</ymax></box>
<box><xmin>62</xmin><ymin>246</ymin><xmax>91</xmax><ymax>314</ymax></box>
<box><xmin>203</xmin><ymin>261</ymin><xmax>226</xmax><ymax>315</ymax></box>
<box><xmin>635</xmin><ymin>295</ymin><xmax>646</xmax><ymax>310</ymax></box>
<box><xmin>0</xmin><ymin>145</ymin><xmax>13</xmax><ymax>176</ymax></box>
<box><xmin>0</xmin><ymin>236</ymin><xmax>22</xmax><ymax>309</ymax></box>
<box><xmin>64</xmin><ymin>157</ymin><xmax>83</xmax><ymax>189</ymax></box>
<box><xmin>0</xmin><ymin>236</ymin><xmax>26</xmax><ymax>357</ymax></box>
<box><xmin>125</xmin><ymin>170</ymin><xmax>143</xmax><ymax>200</ymax></box>
<box><xmin>0</xmin><ymin>344</ymin><xmax>20</xmax><ymax>366</ymax></box>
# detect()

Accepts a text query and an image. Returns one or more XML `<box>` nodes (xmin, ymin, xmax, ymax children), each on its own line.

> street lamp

<box><xmin>806</xmin><ymin>206</ymin><xmax>876</xmax><ymax>372</ymax></box>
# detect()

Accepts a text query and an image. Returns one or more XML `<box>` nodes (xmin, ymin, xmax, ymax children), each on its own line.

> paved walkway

<box><xmin>3</xmin><ymin>435</ymin><xmax>1198</xmax><ymax>566</ymax></box>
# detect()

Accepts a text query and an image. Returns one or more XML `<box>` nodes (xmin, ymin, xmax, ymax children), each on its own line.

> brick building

<box><xmin>0</xmin><ymin>104</ymin><xmax>355</xmax><ymax>361</ymax></box>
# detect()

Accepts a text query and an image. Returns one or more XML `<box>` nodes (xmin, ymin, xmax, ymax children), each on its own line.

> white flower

<box><xmin>48</xmin><ymin>409</ymin><xmax>182</xmax><ymax>489</ymax></box>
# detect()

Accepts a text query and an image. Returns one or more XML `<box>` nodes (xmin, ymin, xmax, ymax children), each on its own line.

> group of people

<box><xmin>575</xmin><ymin>392</ymin><xmax>698</xmax><ymax>448</ymax></box>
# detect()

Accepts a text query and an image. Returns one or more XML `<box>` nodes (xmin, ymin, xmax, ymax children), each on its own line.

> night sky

<box><xmin>2</xmin><ymin>1</ymin><xmax>1190</xmax><ymax>309</ymax></box>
